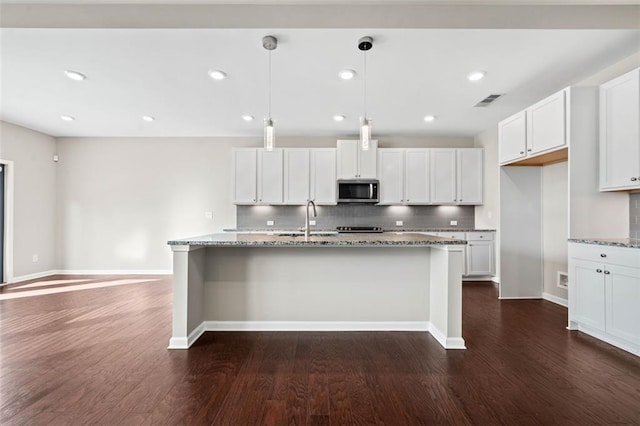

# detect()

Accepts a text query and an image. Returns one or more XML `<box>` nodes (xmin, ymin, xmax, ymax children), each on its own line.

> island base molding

<box><xmin>168</xmin><ymin>320</ymin><xmax>466</xmax><ymax>350</ymax></box>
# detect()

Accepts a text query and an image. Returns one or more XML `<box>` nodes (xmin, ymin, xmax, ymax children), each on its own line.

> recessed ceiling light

<box><xmin>333</xmin><ymin>115</ymin><xmax>346</xmax><ymax>122</ymax></box>
<box><xmin>467</xmin><ymin>71</ymin><xmax>486</xmax><ymax>82</ymax></box>
<box><xmin>208</xmin><ymin>70</ymin><xmax>227</xmax><ymax>80</ymax></box>
<box><xmin>64</xmin><ymin>70</ymin><xmax>86</xmax><ymax>81</ymax></box>
<box><xmin>141</xmin><ymin>115</ymin><xmax>155</xmax><ymax>122</ymax></box>
<box><xmin>339</xmin><ymin>69</ymin><xmax>355</xmax><ymax>80</ymax></box>
<box><xmin>242</xmin><ymin>115</ymin><xmax>254</xmax><ymax>122</ymax></box>
<box><xmin>60</xmin><ymin>115</ymin><xmax>75</xmax><ymax>121</ymax></box>
<box><xmin>424</xmin><ymin>115</ymin><xmax>436</xmax><ymax>122</ymax></box>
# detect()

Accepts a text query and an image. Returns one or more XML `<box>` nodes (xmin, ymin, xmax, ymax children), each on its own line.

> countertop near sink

<box><xmin>223</xmin><ymin>228</ymin><xmax>496</xmax><ymax>233</ymax></box>
<box><xmin>568</xmin><ymin>238</ymin><xmax>640</xmax><ymax>249</ymax></box>
<box><xmin>168</xmin><ymin>232</ymin><xmax>467</xmax><ymax>247</ymax></box>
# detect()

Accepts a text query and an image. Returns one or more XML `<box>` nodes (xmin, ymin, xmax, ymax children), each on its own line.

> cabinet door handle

<box><xmin>527</xmin><ymin>148</ymin><xmax>532</xmax><ymax>152</ymax></box>
<box><xmin>600</xmin><ymin>253</ymin><xmax>607</xmax><ymax>258</ymax></box>
<box><xmin>596</xmin><ymin>269</ymin><xmax>602</xmax><ymax>273</ymax></box>
<box><xmin>520</xmin><ymin>151</ymin><xmax>525</xmax><ymax>155</ymax></box>
<box><xmin>604</xmin><ymin>270</ymin><xmax>611</xmax><ymax>275</ymax></box>
<box><xmin>632</xmin><ymin>177</ymin><xmax>638</xmax><ymax>182</ymax></box>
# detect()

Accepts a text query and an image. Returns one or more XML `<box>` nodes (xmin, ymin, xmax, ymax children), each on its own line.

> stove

<box><xmin>336</xmin><ymin>226</ymin><xmax>383</xmax><ymax>233</ymax></box>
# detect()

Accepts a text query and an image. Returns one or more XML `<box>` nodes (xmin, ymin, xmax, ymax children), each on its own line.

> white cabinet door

<box><xmin>572</xmin><ymin>259</ymin><xmax>606</xmax><ymax>332</ymax></box>
<box><xmin>405</xmin><ymin>149</ymin><xmax>429</xmax><ymax>204</ymax></box>
<box><xmin>527</xmin><ymin>89</ymin><xmax>567</xmax><ymax>156</ymax></box>
<box><xmin>337</xmin><ymin>139</ymin><xmax>378</xmax><ymax>179</ymax></box>
<box><xmin>310</xmin><ymin>148</ymin><xmax>336</xmax><ymax>204</ymax></box>
<box><xmin>599</xmin><ymin>68</ymin><xmax>640</xmax><ymax>191</ymax></box>
<box><xmin>284</xmin><ymin>149</ymin><xmax>310</xmax><ymax>204</ymax></box>
<box><xmin>457</xmin><ymin>148</ymin><xmax>483</xmax><ymax>205</ymax></box>
<box><xmin>232</xmin><ymin>148</ymin><xmax>257</xmax><ymax>204</ymax></box>
<box><xmin>499</xmin><ymin>111</ymin><xmax>527</xmax><ymax>164</ymax></box>
<box><xmin>430</xmin><ymin>149</ymin><xmax>457</xmax><ymax>204</ymax></box>
<box><xmin>378</xmin><ymin>149</ymin><xmax>405</xmax><ymax>204</ymax></box>
<box><xmin>358</xmin><ymin>140</ymin><xmax>378</xmax><ymax>179</ymax></box>
<box><xmin>337</xmin><ymin>140</ymin><xmax>359</xmax><ymax>179</ymax></box>
<box><xmin>605</xmin><ymin>264</ymin><xmax>640</xmax><ymax>346</ymax></box>
<box><xmin>257</xmin><ymin>149</ymin><xmax>283</xmax><ymax>204</ymax></box>
<box><xmin>466</xmin><ymin>241</ymin><xmax>495</xmax><ymax>276</ymax></box>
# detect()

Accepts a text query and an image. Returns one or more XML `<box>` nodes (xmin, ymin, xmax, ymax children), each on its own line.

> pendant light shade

<box><xmin>263</xmin><ymin>35</ymin><xmax>277</xmax><ymax>151</ymax></box>
<box><xmin>358</xmin><ymin>36</ymin><xmax>373</xmax><ymax>151</ymax></box>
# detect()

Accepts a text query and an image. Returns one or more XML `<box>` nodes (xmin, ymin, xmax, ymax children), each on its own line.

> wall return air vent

<box><xmin>474</xmin><ymin>94</ymin><xmax>503</xmax><ymax>107</ymax></box>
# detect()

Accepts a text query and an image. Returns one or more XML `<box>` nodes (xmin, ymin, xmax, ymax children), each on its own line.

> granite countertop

<box><xmin>569</xmin><ymin>238</ymin><xmax>640</xmax><ymax>249</ymax></box>
<box><xmin>168</xmin><ymin>232</ymin><xmax>468</xmax><ymax>247</ymax></box>
<box><xmin>223</xmin><ymin>228</ymin><xmax>496</xmax><ymax>233</ymax></box>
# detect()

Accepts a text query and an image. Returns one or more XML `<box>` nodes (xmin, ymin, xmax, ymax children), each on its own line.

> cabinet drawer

<box><xmin>569</xmin><ymin>243</ymin><xmax>640</xmax><ymax>267</ymax></box>
<box><xmin>438</xmin><ymin>232</ymin><xmax>466</xmax><ymax>240</ymax></box>
<box><xmin>466</xmin><ymin>232</ymin><xmax>495</xmax><ymax>241</ymax></box>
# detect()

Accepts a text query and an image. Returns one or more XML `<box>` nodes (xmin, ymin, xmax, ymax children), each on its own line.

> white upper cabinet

<box><xmin>378</xmin><ymin>149</ymin><xmax>405</xmax><ymax>204</ymax></box>
<box><xmin>430</xmin><ymin>148</ymin><xmax>483</xmax><ymax>205</ymax></box>
<box><xmin>404</xmin><ymin>149</ymin><xmax>430</xmax><ymax>204</ymax></box>
<box><xmin>337</xmin><ymin>139</ymin><xmax>378</xmax><ymax>179</ymax></box>
<box><xmin>378</xmin><ymin>148</ymin><xmax>430</xmax><ymax>205</ymax></box>
<box><xmin>310</xmin><ymin>148</ymin><xmax>337</xmax><ymax>204</ymax></box>
<box><xmin>232</xmin><ymin>148</ymin><xmax>257</xmax><ymax>204</ymax></box>
<box><xmin>599</xmin><ymin>68</ymin><xmax>640</xmax><ymax>191</ymax></box>
<box><xmin>430</xmin><ymin>149</ymin><xmax>457</xmax><ymax>204</ymax></box>
<box><xmin>527</xmin><ymin>89</ymin><xmax>566</xmax><ymax>156</ymax></box>
<box><xmin>499</xmin><ymin>111</ymin><xmax>527</xmax><ymax>164</ymax></box>
<box><xmin>499</xmin><ymin>88</ymin><xmax>568</xmax><ymax>166</ymax></box>
<box><xmin>457</xmin><ymin>148</ymin><xmax>484</xmax><ymax>205</ymax></box>
<box><xmin>284</xmin><ymin>148</ymin><xmax>310</xmax><ymax>204</ymax></box>
<box><xmin>257</xmin><ymin>149</ymin><xmax>283</xmax><ymax>204</ymax></box>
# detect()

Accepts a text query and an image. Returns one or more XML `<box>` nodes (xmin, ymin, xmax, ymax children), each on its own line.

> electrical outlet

<box><xmin>32</xmin><ymin>254</ymin><xmax>39</xmax><ymax>263</ymax></box>
<box><xmin>309</xmin><ymin>220</ymin><xmax>316</xmax><ymax>226</ymax></box>
<box><xmin>267</xmin><ymin>220</ymin><xmax>274</xmax><ymax>226</ymax></box>
<box><xmin>204</xmin><ymin>211</ymin><xmax>213</xmax><ymax>220</ymax></box>
<box><xmin>395</xmin><ymin>221</ymin><xmax>403</xmax><ymax>226</ymax></box>
<box><xmin>450</xmin><ymin>220</ymin><xmax>458</xmax><ymax>226</ymax></box>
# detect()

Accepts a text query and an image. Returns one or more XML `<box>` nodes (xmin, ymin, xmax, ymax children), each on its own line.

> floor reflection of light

<box><xmin>0</xmin><ymin>278</ymin><xmax>162</xmax><ymax>301</ymax></box>
<box><xmin>7</xmin><ymin>279</ymin><xmax>89</xmax><ymax>290</ymax></box>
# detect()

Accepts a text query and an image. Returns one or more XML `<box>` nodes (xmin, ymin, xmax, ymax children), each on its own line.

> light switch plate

<box><xmin>267</xmin><ymin>220</ymin><xmax>274</xmax><ymax>226</ymax></box>
<box><xmin>309</xmin><ymin>220</ymin><xmax>316</xmax><ymax>226</ymax></box>
<box><xmin>204</xmin><ymin>211</ymin><xmax>213</xmax><ymax>220</ymax></box>
<box><xmin>396</xmin><ymin>221</ymin><xmax>403</xmax><ymax>226</ymax></box>
<box><xmin>450</xmin><ymin>220</ymin><xmax>458</xmax><ymax>226</ymax></box>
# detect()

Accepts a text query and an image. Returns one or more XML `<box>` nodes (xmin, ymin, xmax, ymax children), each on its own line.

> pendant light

<box><xmin>358</xmin><ymin>36</ymin><xmax>373</xmax><ymax>151</ymax></box>
<box><xmin>263</xmin><ymin>35</ymin><xmax>277</xmax><ymax>151</ymax></box>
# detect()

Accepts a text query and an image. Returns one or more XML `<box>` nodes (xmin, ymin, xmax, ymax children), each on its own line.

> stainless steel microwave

<box><xmin>337</xmin><ymin>179</ymin><xmax>379</xmax><ymax>203</ymax></box>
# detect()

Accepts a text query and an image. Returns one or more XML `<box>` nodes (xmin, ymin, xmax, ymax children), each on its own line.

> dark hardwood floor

<box><xmin>1</xmin><ymin>275</ymin><xmax>639</xmax><ymax>425</ymax></box>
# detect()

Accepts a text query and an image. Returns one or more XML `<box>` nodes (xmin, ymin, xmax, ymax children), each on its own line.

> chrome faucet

<box><xmin>305</xmin><ymin>199</ymin><xmax>317</xmax><ymax>239</ymax></box>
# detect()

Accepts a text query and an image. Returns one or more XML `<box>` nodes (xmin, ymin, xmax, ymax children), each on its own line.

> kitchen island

<box><xmin>167</xmin><ymin>232</ymin><xmax>466</xmax><ymax>350</ymax></box>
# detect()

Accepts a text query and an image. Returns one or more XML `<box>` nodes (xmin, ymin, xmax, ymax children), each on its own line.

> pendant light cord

<box><xmin>268</xmin><ymin>49</ymin><xmax>272</xmax><ymax>120</ymax></box>
<box><xmin>363</xmin><ymin>49</ymin><xmax>367</xmax><ymax>119</ymax></box>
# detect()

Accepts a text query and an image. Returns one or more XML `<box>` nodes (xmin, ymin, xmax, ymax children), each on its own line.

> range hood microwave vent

<box><xmin>474</xmin><ymin>94</ymin><xmax>503</xmax><ymax>107</ymax></box>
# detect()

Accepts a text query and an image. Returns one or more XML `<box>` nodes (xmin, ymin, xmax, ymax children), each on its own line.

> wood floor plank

<box><xmin>1</xmin><ymin>277</ymin><xmax>639</xmax><ymax>425</ymax></box>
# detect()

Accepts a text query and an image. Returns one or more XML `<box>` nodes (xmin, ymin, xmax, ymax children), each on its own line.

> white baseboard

<box><xmin>54</xmin><ymin>269</ymin><xmax>172</xmax><ymax>275</ymax></box>
<box><xmin>542</xmin><ymin>292</ymin><xmax>568</xmax><ymax>308</ymax></box>
<box><xmin>203</xmin><ymin>320</ymin><xmax>430</xmax><ymax>332</ymax></box>
<box><xmin>428</xmin><ymin>322</ymin><xmax>467</xmax><ymax>349</ymax></box>
<box><xmin>499</xmin><ymin>296</ymin><xmax>543</xmax><ymax>300</ymax></box>
<box><xmin>168</xmin><ymin>320</ymin><xmax>468</xmax><ymax>351</ymax></box>
<box><xmin>6</xmin><ymin>269</ymin><xmax>58</xmax><ymax>284</ymax></box>
<box><xmin>463</xmin><ymin>276</ymin><xmax>495</xmax><ymax>282</ymax></box>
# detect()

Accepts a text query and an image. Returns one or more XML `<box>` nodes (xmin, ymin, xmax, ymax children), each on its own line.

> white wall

<box><xmin>542</xmin><ymin>162</ymin><xmax>568</xmax><ymax>301</ymax></box>
<box><xmin>56</xmin><ymin>135</ymin><xmax>473</xmax><ymax>271</ymax></box>
<box><xmin>473</xmin><ymin>127</ymin><xmax>500</xmax><ymax>280</ymax></box>
<box><xmin>0</xmin><ymin>121</ymin><xmax>57</xmax><ymax>280</ymax></box>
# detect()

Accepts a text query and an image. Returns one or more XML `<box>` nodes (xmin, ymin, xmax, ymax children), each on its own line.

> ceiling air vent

<box><xmin>474</xmin><ymin>94</ymin><xmax>503</xmax><ymax>107</ymax></box>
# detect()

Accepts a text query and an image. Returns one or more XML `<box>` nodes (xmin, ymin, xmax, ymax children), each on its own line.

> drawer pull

<box><xmin>600</xmin><ymin>253</ymin><xmax>607</xmax><ymax>258</ymax></box>
<box><xmin>604</xmin><ymin>270</ymin><xmax>611</xmax><ymax>275</ymax></box>
<box><xmin>596</xmin><ymin>269</ymin><xmax>602</xmax><ymax>273</ymax></box>
<box><xmin>632</xmin><ymin>177</ymin><xmax>638</xmax><ymax>182</ymax></box>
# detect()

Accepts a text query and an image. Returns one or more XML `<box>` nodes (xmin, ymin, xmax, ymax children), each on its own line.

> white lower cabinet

<box><xmin>465</xmin><ymin>232</ymin><xmax>495</xmax><ymax>277</ymax></box>
<box><xmin>569</xmin><ymin>243</ymin><xmax>640</xmax><ymax>356</ymax></box>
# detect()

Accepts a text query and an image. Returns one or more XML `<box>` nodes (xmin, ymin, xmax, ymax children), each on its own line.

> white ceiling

<box><xmin>1</xmin><ymin>28</ymin><xmax>639</xmax><ymax>138</ymax></box>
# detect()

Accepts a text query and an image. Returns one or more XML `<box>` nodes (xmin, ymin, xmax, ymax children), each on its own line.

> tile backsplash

<box><xmin>237</xmin><ymin>204</ymin><xmax>475</xmax><ymax>230</ymax></box>
<box><xmin>630</xmin><ymin>193</ymin><xmax>640</xmax><ymax>239</ymax></box>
